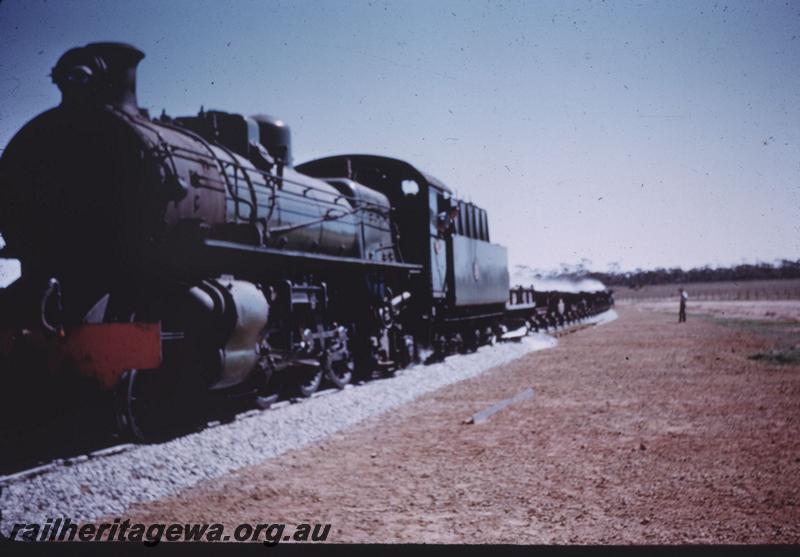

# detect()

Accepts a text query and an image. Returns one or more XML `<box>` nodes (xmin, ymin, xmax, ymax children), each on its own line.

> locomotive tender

<box><xmin>0</xmin><ymin>43</ymin><xmax>612</xmax><ymax>442</ymax></box>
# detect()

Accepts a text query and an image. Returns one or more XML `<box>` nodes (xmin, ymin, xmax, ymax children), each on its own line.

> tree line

<box><xmin>586</xmin><ymin>259</ymin><xmax>800</xmax><ymax>289</ymax></box>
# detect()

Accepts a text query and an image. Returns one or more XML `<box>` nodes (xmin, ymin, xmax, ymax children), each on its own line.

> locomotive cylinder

<box><xmin>185</xmin><ymin>279</ymin><xmax>270</xmax><ymax>390</ymax></box>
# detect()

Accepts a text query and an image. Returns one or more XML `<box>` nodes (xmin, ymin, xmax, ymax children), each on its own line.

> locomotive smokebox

<box><xmin>52</xmin><ymin>42</ymin><xmax>144</xmax><ymax>115</ymax></box>
<box><xmin>251</xmin><ymin>114</ymin><xmax>292</xmax><ymax>167</ymax></box>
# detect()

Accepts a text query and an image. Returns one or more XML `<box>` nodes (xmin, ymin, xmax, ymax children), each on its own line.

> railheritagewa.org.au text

<box><xmin>6</xmin><ymin>517</ymin><xmax>331</xmax><ymax>545</ymax></box>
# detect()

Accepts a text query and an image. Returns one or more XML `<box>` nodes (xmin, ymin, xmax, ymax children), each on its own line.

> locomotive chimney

<box><xmin>52</xmin><ymin>42</ymin><xmax>145</xmax><ymax>115</ymax></box>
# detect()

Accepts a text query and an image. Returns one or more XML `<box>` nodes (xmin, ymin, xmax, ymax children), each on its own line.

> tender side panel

<box><xmin>451</xmin><ymin>236</ymin><xmax>510</xmax><ymax>306</ymax></box>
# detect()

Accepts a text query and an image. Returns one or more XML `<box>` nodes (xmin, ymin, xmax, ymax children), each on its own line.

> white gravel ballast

<box><xmin>0</xmin><ymin>309</ymin><xmax>616</xmax><ymax>531</ymax></box>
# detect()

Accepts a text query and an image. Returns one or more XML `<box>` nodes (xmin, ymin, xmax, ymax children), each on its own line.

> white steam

<box><xmin>511</xmin><ymin>266</ymin><xmax>607</xmax><ymax>293</ymax></box>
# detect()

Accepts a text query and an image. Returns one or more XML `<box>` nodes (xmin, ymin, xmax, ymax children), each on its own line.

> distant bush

<box><xmin>588</xmin><ymin>259</ymin><xmax>800</xmax><ymax>288</ymax></box>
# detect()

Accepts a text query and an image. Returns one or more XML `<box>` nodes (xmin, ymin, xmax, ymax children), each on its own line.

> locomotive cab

<box><xmin>297</xmin><ymin>155</ymin><xmax>510</xmax><ymax>352</ymax></box>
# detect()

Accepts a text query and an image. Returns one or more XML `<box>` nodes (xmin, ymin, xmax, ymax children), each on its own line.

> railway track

<box><xmin>0</xmin><ymin>385</ymin><xmax>346</xmax><ymax>487</ymax></box>
<box><xmin>0</xmin><ymin>370</ymin><xmax>424</xmax><ymax>487</ymax></box>
<box><xmin>0</xmin><ymin>315</ymin><xmax>610</xmax><ymax>489</ymax></box>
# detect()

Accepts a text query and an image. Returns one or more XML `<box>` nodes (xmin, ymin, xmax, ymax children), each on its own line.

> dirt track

<box><xmin>126</xmin><ymin>306</ymin><xmax>800</xmax><ymax>543</ymax></box>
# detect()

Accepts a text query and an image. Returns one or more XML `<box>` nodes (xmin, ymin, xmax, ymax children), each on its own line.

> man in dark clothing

<box><xmin>678</xmin><ymin>287</ymin><xmax>688</xmax><ymax>323</ymax></box>
<box><xmin>436</xmin><ymin>200</ymin><xmax>459</xmax><ymax>236</ymax></box>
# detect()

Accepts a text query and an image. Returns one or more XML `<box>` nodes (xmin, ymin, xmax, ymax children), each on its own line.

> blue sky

<box><xmin>1</xmin><ymin>0</ymin><xmax>798</xmax><ymax>272</ymax></box>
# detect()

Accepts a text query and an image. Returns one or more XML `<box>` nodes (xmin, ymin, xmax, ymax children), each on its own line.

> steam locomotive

<box><xmin>0</xmin><ymin>43</ymin><xmax>612</xmax><ymax>443</ymax></box>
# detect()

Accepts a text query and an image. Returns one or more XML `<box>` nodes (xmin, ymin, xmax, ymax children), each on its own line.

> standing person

<box><xmin>678</xmin><ymin>287</ymin><xmax>688</xmax><ymax>323</ymax></box>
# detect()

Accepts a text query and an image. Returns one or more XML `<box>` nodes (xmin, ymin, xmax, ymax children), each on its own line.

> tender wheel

<box><xmin>450</xmin><ymin>333</ymin><xmax>465</xmax><ymax>354</ymax></box>
<box><xmin>423</xmin><ymin>333</ymin><xmax>446</xmax><ymax>364</ymax></box>
<box><xmin>468</xmin><ymin>329</ymin><xmax>481</xmax><ymax>352</ymax></box>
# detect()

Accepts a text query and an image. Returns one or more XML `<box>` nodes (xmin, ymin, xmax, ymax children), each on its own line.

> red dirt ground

<box><xmin>634</xmin><ymin>300</ymin><xmax>800</xmax><ymax>322</ymax></box>
<box><xmin>125</xmin><ymin>306</ymin><xmax>800</xmax><ymax>543</ymax></box>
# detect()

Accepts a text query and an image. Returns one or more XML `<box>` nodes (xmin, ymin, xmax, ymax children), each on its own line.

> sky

<box><xmin>0</xmin><ymin>0</ymin><xmax>798</xmax><ymax>273</ymax></box>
